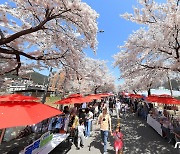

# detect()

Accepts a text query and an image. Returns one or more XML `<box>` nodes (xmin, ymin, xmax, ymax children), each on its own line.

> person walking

<box><xmin>111</xmin><ymin>125</ymin><xmax>123</xmax><ymax>154</ymax></box>
<box><xmin>97</xmin><ymin>107</ymin><xmax>112</xmax><ymax>154</ymax></box>
<box><xmin>121</xmin><ymin>103</ymin><xmax>128</xmax><ymax>119</ymax></box>
<box><xmin>68</xmin><ymin>111</ymin><xmax>79</xmax><ymax>145</ymax></box>
<box><xmin>79</xmin><ymin>108</ymin><xmax>86</xmax><ymax>123</ymax></box>
<box><xmin>109</xmin><ymin>97</ymin><xmax>114</xmax><ymax>116</ymax></box>
<box><xmin>76</xmin><ymin>119</ymin><xmax>85</xmax><ymax>150</ymax></box>
<box><xmin>85</xmin><ymin>108</ymin><xmax>93</xmax><ymax>138</ymax></box>
<box><xmin>94</xmin><ymin>104</ymin><xmax>99</xmax><ymax>118</ymax></box>
<box><xmin>115</xmin><ymin>99</ymin><xmax>121</xmax><ymax>119</ymax></box>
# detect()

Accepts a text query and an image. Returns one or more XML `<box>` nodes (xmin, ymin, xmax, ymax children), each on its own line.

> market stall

<box><xmin>19</xmin><ymin>132</ymin><xmax>69</xmax><ymax>154</ymax></box>
<box><xmin>146</xmin><ymin>95</ymin><xmax>180</xmax><ymax>143</ymax></box>
<box><xmin>0</xmin><ymin>94</ymin><xmax>64</xmax><ymax>154</ymax></box>
<box><xmin>147</xmin><ymin>114</ymin><xmax>163</xmax><ymax>136</ymax></box>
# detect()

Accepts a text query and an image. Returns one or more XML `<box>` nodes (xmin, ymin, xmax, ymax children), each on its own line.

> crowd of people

<box><xmin>4</xmin><ymin>93</ymin><xmax>179</xmax><ymax>154</ymax></box>
<box><xmin>46</xmin><ymin>94</ymin><xmax>179</xmax><ymax>153</ymax></box>
<box><xmin>119</xmin><ymin>95</ymin><xmax>180</xmax><ymax>146</ymax></box>
<box><xmin>46</xmin><ymin>96</ymin><xmax>125</xmax><ymax>154</ymax></box>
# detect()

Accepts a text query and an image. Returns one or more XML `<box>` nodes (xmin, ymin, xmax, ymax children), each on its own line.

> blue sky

<box><xmin>82</xmin><ymin>0</ymin><xmax>165</xmax><ymax>85</ymax></box>
<box><xmin>82</xmin><ymin>0</ymin><xmax>142</xmax><ymax>85</ymax></box>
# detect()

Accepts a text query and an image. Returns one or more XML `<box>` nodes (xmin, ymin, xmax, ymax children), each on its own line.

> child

<box><xmin>77</xmin><ymin>119</ymin><xmax>85</xmax><ymax>150</ymax></box>
<box><xmin>112</xmin><ymin>125</ymin><xmax>123</xmax><ymax>154</ymax></box>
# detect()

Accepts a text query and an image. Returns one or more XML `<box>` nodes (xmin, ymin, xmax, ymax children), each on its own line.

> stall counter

<box><xmin>19</xmin><ymin>133</ymin><xmax>69</xmax><ymax>154</ymax></box>
<box><xmin>147</xmin><ymin>114</ymin><xmax>163</xmax><ymax>136</ymax></box>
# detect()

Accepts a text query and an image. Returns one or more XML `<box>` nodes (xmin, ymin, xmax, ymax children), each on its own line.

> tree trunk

<box><xmin>93</xmin><ymin>86</ymin><xmax>100</xmax><ymax>105</ymax></box>
<box><xmin>41</xmin><ymin>67</ymin><xmax>53</xmax><ymax>104</ymax></box>
<box><xmin>147</xmin><ymin>88</ymin><xmax>151</xmax><ymax>96</ymax></box>
<box><xmin>167</xmin><ymin>73</ymin><xmax>173</xmax><ymax>96</ymax></box>
<box><xmin>94</xmin><ymin>87</ymin><xmax>98</xmax><ymax>94</ymax></box>
<box><xmin>133</xmin><ymin>90</ymin><xmax>137</xmax><ymax>94</ymax></box>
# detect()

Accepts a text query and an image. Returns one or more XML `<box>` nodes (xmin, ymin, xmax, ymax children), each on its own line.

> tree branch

<box><xmin>0</xmin><ymin>8</ymin><xmax>71</xmax><ymax>46</ymax></box>
<box><xmin>140</xmin><ymin>63</ymin><xmax>180</xmax><ymax>72</ymax></box>
<box><xmin>0</xmin><ymin>46</ymin><xmax>69</xmax><ymax>61</ymax></box>
<box><xmin>0</xmin><ymin>54</ymin><xmax>21</xmax><ymax>75</ymax></box>
<box><xmin>0</xmin><ymin>17</ymin><xmax>49</xmax><ymax>45</ymax></box>
<box><xmin>0</xmin><ymin>29</ymin><xmax>4</xmax><ymax>39</ymax></box>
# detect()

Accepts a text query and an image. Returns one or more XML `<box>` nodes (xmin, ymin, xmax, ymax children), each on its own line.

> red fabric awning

<box><xmin>0</xmin><ymin>94</ymin><xmax>39</xmax><ymax>102</ymax></box>
<box><xmin>85</xmin><ymin>95</ymin><xmax>102</xmax><ymax>100</ymax></box>
<box><xmin>128</xmin><ymin>94</ymin><xmax>143</xmax><ymax>98</ymax></box>
<box><xmin>55</xmin><ymin>97</ymin><xmax>92</xmax><ymax>105</ymax></box>
<box><xmin>0</xmin><ymin>101</ymin><xmax>62</xmax><ymax>129</ymax></box>
<box><xmin>146</xmin><ymin>95</ymin><xmax>180</xmax><ymax>105</ymax></box>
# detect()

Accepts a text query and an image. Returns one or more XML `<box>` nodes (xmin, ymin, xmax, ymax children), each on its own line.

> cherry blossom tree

<box><xmin>62</xmin><ymin>57</ymin><xmax>115</xmax><ymax>95</ymax></box>
<box><xmin>117</xmin><ymin>68</ymin><xmax>167</xmax><ymax>95</ymax></box>
<box><xmin>114</xmin><ymin>0</ymin><xmax>180</xmax><ymax>93</ymax></box>
<box><xmin>0</xmin><ymin>0</ymin><xmax>98</xmax><ymax>75</ymax></box>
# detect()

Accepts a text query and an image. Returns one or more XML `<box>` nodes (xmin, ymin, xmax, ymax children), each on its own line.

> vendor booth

<box><xmin>19</xmin><ymin>132</ymin><xmax>69</xmax><ymax>154</ymax></box>
<box><xmin>146</xmin><ymin>95</ymin><xmax>180</xmax><ymax>144</ymax></box>
<box><xmin>147</xmin><ymin>114</ymin><xmax>163</xmax><ymax>136</ymax></box>
<box><xmin>0</xmin><ymin>94</ymin><xmax>70</xmax><ymax>154</ymax></box>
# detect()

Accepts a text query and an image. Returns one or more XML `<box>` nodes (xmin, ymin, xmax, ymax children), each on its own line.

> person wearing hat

<box><xmin>97</xmin><ymin>107</ymin><xmax>112</xmax><ymax>154</ymax></box>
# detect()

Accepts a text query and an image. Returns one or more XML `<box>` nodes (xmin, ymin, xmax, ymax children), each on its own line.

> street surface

<box><xmin>52</xmin><ymin>112</ymin><xmax>179</xmax><ymax>154</ymax></box>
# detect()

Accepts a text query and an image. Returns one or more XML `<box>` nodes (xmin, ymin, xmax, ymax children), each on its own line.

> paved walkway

<box><xmin>68</xmin><ymin>118</ymin><xmax>114</xmax><ymax>154</ymax></box>
<box><xmin>52</xmin><ymin>112</ymin><xmax>179</xmax><ymax>154</ymax></box>
<box><xmin>121</xmin><ymin>114</ymin><xmax>179</xmax><ymax>154</ymax></box>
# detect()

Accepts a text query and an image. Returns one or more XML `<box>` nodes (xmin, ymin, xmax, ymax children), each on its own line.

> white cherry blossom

<box><xmin>0</xmin><ymin>0</ymin><xmax>98</xmax><ymax>75</ymax></box>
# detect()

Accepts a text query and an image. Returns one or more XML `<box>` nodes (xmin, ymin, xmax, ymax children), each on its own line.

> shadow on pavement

<box><xmin>121</xmin><ymin>114</ymin><xmax>179</xmax><ymax>154</ymax></box>
<box><xmin>49</xmin><ymin>139</ymin><xmax>72</xmax><ymax>154</ymax></box>
<box><xmin>89</xmin><ymin>131</ymin><xmax>104</xmax><ymax>154</ymax></box>
<box><xmin>88</xmin><ymin>116</ymin><xmax>118</xmax><ymax>154</ymax></box>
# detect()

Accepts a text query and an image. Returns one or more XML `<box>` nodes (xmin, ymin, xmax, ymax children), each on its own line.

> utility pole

<box><xmin>41</xmin><ymin>67</ymin><xmax>53</xmax><ymax>104</ymax></box>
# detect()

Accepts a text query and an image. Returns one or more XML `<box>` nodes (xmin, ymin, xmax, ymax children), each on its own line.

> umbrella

<box><xmin>94</xmin><ymin>93</ymin><xmax>114</xmax><ymax>98</ymax></box>
<box><xmin>101</xmin><ymin>93</ymin><xmax>114</xmax><ymax>96</ymax></box>
<box><xmin>85</xmin><ymin>94</ymin><xmax>102</xmax><ymax>100</ymax></box>
<box><xmin>158</xmin><ymin>94</ymin><xmax>172</xmax><ymax>97</ymax></box>
<box><xmin>146</xmin><ymin>95</ymin><xmax>180</xmax><ymax>105</ymax></box>
<box><xmin>0</xmin><ymin>101</ymin><xmax>63</xmax><ymax>129</ymax></box>
<box><xmin>146</xmin><ymin>95</ymin><xmax>168</xmax><ymax>103</ymax></box>
<box><xmin>164</xmin><ymin>99</ymin><xmax>180</xmax><ymax>105</ymax></box>
<box><xmin>121</xmin><ymin>92</ymin><xmax>129</xmax><ymax>96</ymax></box>
<box><xmin>146</xmin><ymin>96</ymin><xmax>159</xmax><ymax>102</ymax></box>
<box><xmin>147</xmin><ymin>94</ymin><xmax>172</xmax><ymax>98</ymax></box>
<box><xmin>0</xmin><ymin>94</ymin><xmax>39</xmax><ymax>102</ymax></box>
<box><xmin>55</xmin><ymin>96</ymin><xmax>93</xmax><ymax>105</ymax></box>
<box><xmin>128</xmin><ymin>94</ymin><xmax>143</xmax><ymax>99</ymax></box>
<box><xmin>0</xmin><ymin>101</ymin><xmax>63</xmax><ymax>144</ymax></box>
<box><xmin>68</xmin><ymin>94</ymin><xmax>83</xmax><ymax>98</ymax></box>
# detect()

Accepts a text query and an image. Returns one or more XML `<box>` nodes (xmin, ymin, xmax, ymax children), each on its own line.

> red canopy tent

<box><xmin>0</xmin><ymin>100</ymin><xmax>63</xmax><ymax>144</ymax></box>
<box><xmin>164</xmin><ymin>99</ymin><xmax>180</xmax><ymax>105</ymax></box>
<box><xmin>158</xmin><ymin>94</ymin><xmax>172</xmax><ymax>97</ymax></box>
<box><xmin>146</xmin><ymin>95</ymin><xmax>180</xmax><ymax>105</ymax></box>
<box><xmin>0</xmin><ymin>101</ymin><xmax>62</xmax><ymax>129</ymax></box>
<box><xmin>0</xmin><ymin>94</ymin><xmax>39</xmax><ymax>102</ymax></box>
<box><xmin>68</xmin><ymin>94</ymin><xmax>83</xmax><ymax>98</ymax></box>
<box><xmin>55</xmin><ymin>93</ymin><xmax>93</xmax><ymax>105</ymax></box>
<box><xmin>128</xmin><ymin>94</ymin><xmax>143</xmax><ymax>99</ymax></box>
<box><xmin>94</xmin><ymin>93</ymin><xmax>114</xmax><ymax>98</ymax></box>
<box><xmin>85</xmin><ymin>94</ymin><xmax>102</xmax><ymax>100</ymax></box>
<box><xmin>121</xmin><ymin>92</ymin><xmax>129</xmax><ymax>96</ymax></box>
<box><xmin>0</xmin><ymin>94</ymin><xmax>62</xmax><ymax>143</ymax></box>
